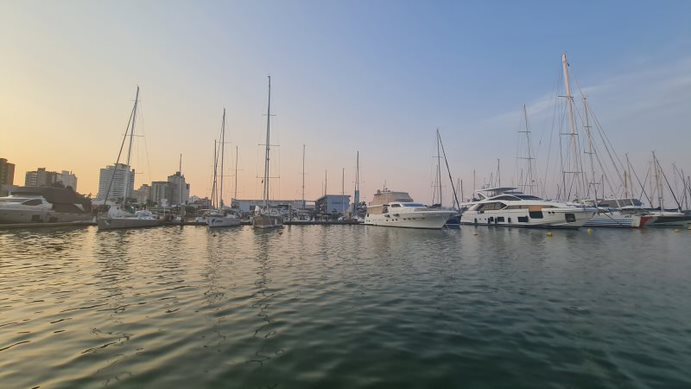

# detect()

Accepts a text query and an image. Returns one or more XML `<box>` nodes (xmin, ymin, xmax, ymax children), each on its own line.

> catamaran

<box><xmin>253</xmin><ymin>76</ymin><xmax>283</xmax><ymax>229</ymax></box>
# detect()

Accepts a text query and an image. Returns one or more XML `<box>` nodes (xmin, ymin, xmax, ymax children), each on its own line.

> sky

<box><xmin>1</xmin><ymin>0</ymin><xmax>690</xmax><ymax>206</ymax></box>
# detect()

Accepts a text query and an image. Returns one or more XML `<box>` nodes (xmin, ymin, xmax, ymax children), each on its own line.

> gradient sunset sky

<box><xmin>2</xmin><ymin>1</ymin><xmax>690</xmax><ymax>205</ymax></box>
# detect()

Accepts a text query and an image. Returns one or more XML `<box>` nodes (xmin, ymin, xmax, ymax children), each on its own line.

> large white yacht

<box><xmin>460</xmin><ymin>187</ymin><xmax>596</xmax><ymax>229</ymax></box>
<box><xmin>0</xmin><ymin>186</ymin><xmax>93</xmax><ymax>224</ymax></box>
<box><xmin>364</xmin><ymin>188</ymin><xmax>456</xmax><ymax>229</ymax></box>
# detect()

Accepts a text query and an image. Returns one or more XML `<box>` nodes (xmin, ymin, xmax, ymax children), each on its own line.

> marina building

<box><xmin>133</xmin><ymin>184</ymin><xmax>151</xmax><ymax>205</ymax></box>
<box><xmin>97</xmin><ymin>163</ymin><xmax>134</xmax><ymax>201</ymax></box>
<box><xmin>230</xmin><ymin>199</ymin><xmax>310</xmax><ymax>213</ymax></box>
<box><xmin>150</xmin><ymin>181</ymin><xmax>170</xmax><ymax>206</ymax></box>
<box><xmin>0</xmin><ymin>158</ymin><xmax>15</xmax><ymax>196</ymax></box>
<box><xmin>167</xmin><ymin>171</ymin><xmax>190</xmax><ymax>205</ymax></box>
<box><xmin>315</xmin><ymin>194</ymin><xmax>351</xmax><ymax>215</ymax></box>
<box><xmin>24</xmin><ymin>168</ymin><xmax>77</xmax><ymax>190</ymax></box>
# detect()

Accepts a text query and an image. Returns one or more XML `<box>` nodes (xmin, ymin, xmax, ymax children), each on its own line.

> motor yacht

<box><xmin>0</xmin><ymin>186</ymin><xmax>93</xmax><ymax>224</ymax></box>
<box><xmin>364</xmin><ymin>188</ymin><xmax>455</xmax><ymax>229</ymax></box>
<box><xmin>460</xmin><ymin>187</ymin><xmax>595</xmax><ymax>229</ymax></box>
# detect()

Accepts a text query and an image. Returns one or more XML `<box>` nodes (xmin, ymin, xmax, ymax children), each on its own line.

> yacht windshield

<box><xmin>403</xmin><ymin>203</ymin><xmax>426</xmax><ymax>207</ymax></box>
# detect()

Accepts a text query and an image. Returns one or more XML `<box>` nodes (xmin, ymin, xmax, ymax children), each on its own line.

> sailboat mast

<box><xmin>302</xmin><ymin>144</ymin><xmax>306</xmax><ymax>208</ymax></box>
<box><xmin>220</xmin><ymin>108</ymin><xmax>226</xmax><ymax>207</ymax></box>
<box><xmin>561</xmin><ymin>53</ymin><xmax>585</xmax><ymax>200</ymax></box>
<box><xmin>354</xmin><ymin>151</ymin><xmax>360</xmax><ymax>212</ymax></box>
<box><xmin>438</xmin><ymin>130</ymin><xmax>460</xmax><ymax>210</ymax></box>
<box><xmin>123</xmin><ymin>86</ymin><xmax>140</xmax><ymax>201</ymax></box>
<box><xmin>518</xmin><ymin>104</ymin><xmax>535</xmax><ymax>193</ymax></box>
<box><xmin>262</xmin><ymin>76</ymin><xmax>272</xmax><ymax>206</ymax></box>
<box><xmin>436</xmin><ymin>129</ymin><xmax>443</xmax><ymax>206</ymax></box>
<box><xmin>653</xmin><ymin>151</ymin><xmax>663</xmax><ymax>211</ymax></box>
<box><xmin>583</xmin><ymin>97</ymin><xmax>598</xmax><ymax>202</ymax></box>
<box><xmin>212</xmin><ymin>140</ymin><xmax>218</xmax><ymax>208</ymax></box>
<box><xmin>341</xmin><ymin>168</ymin><xmax>345</xmax><ymax>214</ymax></box>
<box><xmin>234</xmin><ymin>146</ymin><xmax>239</xmax><ymax>202</ymax></box>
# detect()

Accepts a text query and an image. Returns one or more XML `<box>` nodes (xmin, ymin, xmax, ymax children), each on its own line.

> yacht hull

<box><xmin>252</xmin><ymin>214</ymin><xmax>283</xmax><ymax>229</ymax></box>
<box><xmin>461</xmin><ymin>208</ymin><xmax>594</xmax><ymax>229</ymax></box>
<box><xmin>584</xmin><ymin>212</ymin><xmax>643</xmax><ymax>228</ymax></box>
<box><xmin>365</xmin><ymin>211</ymin><xmax>454</xmax><ymax>229</ymax></box>
<box><xmin>97</xmin><ymin>217</ymin><xmax>163</xmax><ymax>230</ymax></box>
<box><xmin>0</xmin><ymin>209</ymin><xmax>92</xmax><ymax>224</ymax></box>
<box><xmin>208</xmin><ymin>216</ymin><xmax>241</xmax><ymax>228</ymax></box>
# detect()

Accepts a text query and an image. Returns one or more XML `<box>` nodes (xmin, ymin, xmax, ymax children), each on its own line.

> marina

<box><xmin>3</xmin><ymin>2</ymin><xmax>691</xmax><ymax>388</ymax></box>
<box><xmin>1</xmin><ymin>225</ymin><xmax>690</xmax><ymax>388</ymax></box>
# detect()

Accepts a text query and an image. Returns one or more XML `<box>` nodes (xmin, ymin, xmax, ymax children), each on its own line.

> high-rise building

<box><xmin>97</xmin><ymin>163</ymin><xmax>134</xmax><ymax>201</ymax></box>
<box><xmin>25</xmin><ymin>167</ymin><xmax>58</xmax><ymax>187</ymax></box>
<box><xmin>133</xmin><ymin>184</ymin><xmax>151</xmax><ymax>205</ymax></box>
<box><xmin>57</xmin><ymin>171</ymin><xmax>78</xmax><ymax>191</ymax></box>
<box><xmin>0</xmin><ymin>158</ymin><xmax>15</xmax><ymax>196</ymax></box>
<box><xmin>150</xmin><ymin>181</ymin><xmax>170</xmax><ymax>206</ymax></box>
<box><xmin>23</xmin><ymin>168</ymin><xmax>77</xmax><ymax>190</ymax></box>
<box><xmin>167</xmin><ymin>171</ymin><xmax>190</xmax><ymax>206</ymax></box>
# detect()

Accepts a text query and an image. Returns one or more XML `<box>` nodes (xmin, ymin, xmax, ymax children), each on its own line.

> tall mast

<box><xmin>435</xmin><ymin>129</ymin><xmax>443</xmax><ymax>206</ymax></box>
<box><xmin>518</xmin><ymin>104</ymin><xmax>535</xmax><ymax>193</ymax></box>
<box><xmin>324</xmin><ymin>170</ymin><xmax>327</xmax><ymax>196</ymax></box>
<box><xmin>437</xmin><ymin>129</ymin><xmax>460</xmax><ymax>210</ymax></box>
<box><xmin>262</xmin><ymin>76</ymin><xmax>272</xmax><ymax>206</ymax></box>
<box><xmin>220</xmin><ymin>108</ymin><xmax>226</xmax><ymax>207</ymax></box>
<box><xmin>583</xmin><ymin>97</ymin><xmax>598</xmax><ymax>202</ymax></box>
<box><xmin>234</xmin><ymin>146</ymin><xmax>239</xmax><ymax>202</ymax></box>
<box><xmin>653</xmin><ymin>151</ymin><xmax>663</xmax><ymax>211</ymax></box>
<box><xmin>354</xmin><ymin>151</ymin><xmax>360</xmax><ymax>212</ymax></box>
<box><xmin>302</xmin><ymin>144</ymin><xmax>306</xmax><ymax>208</ymax></box>
<box><xmin>497</xmin><ymin>159</ymin><xmax>501</xmax><ymax>187</ymax></box>
<box><xmin>123</xmin><ymin>86</ymin><xmax>140</xmax><ymax>200</ymax></box>
<box><xmin>561</xmin><ymin>52</ymin><xmax>585</xmax><ymax>200</ymax></box>
<box><xmin>341</xmin><ymin>168</ymin><xmax>345</xmax><ymax>214</ymax></box>
<box><xmin>212</xmin><ymin>140</ymin><xmax>218</xmax><ymax>208</ymax></box>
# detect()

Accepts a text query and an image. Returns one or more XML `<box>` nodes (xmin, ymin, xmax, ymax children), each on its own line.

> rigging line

<box><xmin>103</xmin><ymin>94</ymin><xmax>136</xmax><ymax>204</ymax></box>
<box><xmin>657</xmin><ymin>158</ymin><xmax>683</xmax><ymax>211</ymax></box>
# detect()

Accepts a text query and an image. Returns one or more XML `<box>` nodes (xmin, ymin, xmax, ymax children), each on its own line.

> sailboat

<box><xmin>208</xmin><ymin>108</ymin><xmax>241</xmax><ymax>228</ymax></box>
<box><xmin>430</xmin><ymin>129</ymin><xmax>462</xmax><ymax>228</ymax></box>
<box><xmin>646</xmin><ymin>152</ymin><xmax>691</xmax><ymax>227</ymax></box>
<box><xmin>253</xmin><ymin>76</ymin><xmax>283</xmax><ymax>229</ymax></box>
<box><xmin>98</xmin><ymin>86</ymin><xmax>163</xmax><ymax>231</ymax></box>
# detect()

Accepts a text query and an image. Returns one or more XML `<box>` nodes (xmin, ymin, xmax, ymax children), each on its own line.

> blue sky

<box><xmin>1</xmin><ymin>1</ymin><xmax>690</xmax><ymax>205</ymax></box>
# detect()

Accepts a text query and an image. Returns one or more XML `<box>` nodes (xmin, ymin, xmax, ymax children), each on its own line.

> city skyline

<box><xmin>2</xmin><ymin>1</ymin><xmax>690</xmax><ymax>205</ymax></box>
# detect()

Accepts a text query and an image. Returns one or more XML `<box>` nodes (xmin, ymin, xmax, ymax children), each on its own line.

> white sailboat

<box><xmin>208</xmin><ymin>108</ymin><xmax>241</xmax><ymax>228</ymax></box>
<box><xmin>253</xmin><ymin>76</ymin><xmax>283</xmax><ymax>229</ymax></box>
<box><xmin>98</xmin><ymin>86</ymin><xmax>163</xmax><ymax>231</ymax></box>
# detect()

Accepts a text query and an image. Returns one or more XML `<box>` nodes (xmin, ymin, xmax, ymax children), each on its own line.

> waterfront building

<box><xmin>230</xmin><ymin>198</ymin><xmax>310</xmax><ymax>213</ymax></box>
<box><xmin>167</xmin><ymin>171</ymin><xmax>190</xmax><ymax>205</ymax></box>
<box><xmin>315</xmin><ymin>194</ymin><xmax>351</xmax><ymax>215</ymax></box>
<box><xmin>25</xmin><ymin>167</ymin><xmax>58</xmax><ymax>188</ymax></box>
<box><xmin>0</xmin><ymin>158</ymin><xmax>15</xmax><ymax>196</ymax></box>
<box><xmin>57</xmin><ymin>171</ymin><xmax>78</xmax><ymax>191</ymax></box>
<box><xmin>150</xmin><ymin>181</ymin><xmax>170</xmax><ymax>206</ymax></box>
<box><xmin>97</xmin><ymin>163</ymin><xmax>134</xmax><ymax>201</ymax></box>
<box><xmin>133</xmin><ymin>184</ymin><xmax>151</xmax><ymax>205</ymax></box>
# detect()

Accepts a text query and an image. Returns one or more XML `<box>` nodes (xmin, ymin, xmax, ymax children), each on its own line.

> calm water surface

<box><xmin>1</xmin><ymin>225</ymin><xmax>690</xmax><ymax>388</ymax></box>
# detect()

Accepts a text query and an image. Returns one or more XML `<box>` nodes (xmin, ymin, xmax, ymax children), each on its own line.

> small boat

<box><xmin>97</xmin><ymin>207</ymin><xmax>162</xmax><ymax>230</ymax></box>
<box><xmin>253</xmin><ymin>76</ymin><xmax>283</xmax><ymax>230</ymax></box>
<box><xmin>461</xmin><ymin>187</ymin><xmax>596</xmax><ymax>229</ymax></box>
<box><xmin>208</xmin><ymin>210</ymin><xmax>241</xmax><ymax>228</ymax></box>
<box><xmin>364</xmin><ymin>188</ymin><xmax>456</xmax><ymax>229</ymax></box>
